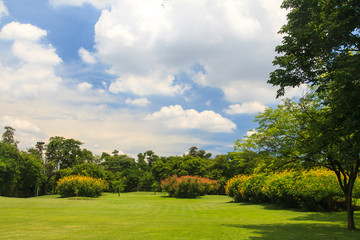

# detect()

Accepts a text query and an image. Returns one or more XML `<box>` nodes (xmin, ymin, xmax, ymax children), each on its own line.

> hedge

<box><xmin>226</xmin><ymin>169</ymin><xmax>360</xmax><ymax>211</ymax></box>
<box><xmin>57</xmin><ymin>175</ymin><xmax>108</xmax><ymax>198</ymax></box>
<box><xmin>161</xmin><ymin>175</ymin><xmax>220</xmax><ymax>198</ymax></box>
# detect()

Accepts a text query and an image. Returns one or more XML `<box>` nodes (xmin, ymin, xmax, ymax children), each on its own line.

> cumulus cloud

<box><xmin>78</xmin><ymin>47</ymin><xmax>97</xmax><ymax>64</ymax></box>
<box><xmin>0</xmin><ymin>22</ymin><xmax>47</xmax><ymax>42</ymax></box>
<box><xmin>109</xmin><ymin>71</ymin><xmax>189</xmax><ymax>96</ymax></box>
<box><xmin>50</xmin><ymin>0</ymin><xmax>292</xmax><ymax>103</ymax></box>
<box><xmin>77</xmin><ymin>82</ymin><xmax>93</xmax><ymax>92</ymax></box>
<box><xmin>0</xmin><ymin>115</ymin><xmax>47</xmax><ymax>149</ymax></box>
<box><xmin>125</xmin><ymin>98</ymin><xmax>150</xmax><ymax>107</ymax></box>
<box><xmin>0</xmin><ymin>22</ymin><xmax>62</xmax><ymax>98</ymax></box>
<box><xmin>80</xmin><ymin>0</ymin><xmax>287</xmax><ymax>101</ymax></box>
<box><xmin>145</xmin><ymin>105</ymin><xmax>236</xmax><ymax>133</ymax></box>
<box><xmin>224</xmin><ymin>102</ymin><xmax>267</xmax><ymax>114</ymax></box>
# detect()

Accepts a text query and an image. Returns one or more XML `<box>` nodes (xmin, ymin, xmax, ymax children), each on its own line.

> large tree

<box><xmin>43</xmin><ymin>136</ymin><xmax>83</xmax><ymax>194</ymax></box>
<box><xmin>269</xmin><ymin>0</ymin><xmax>360</xmax><ymax>230</ymax></box>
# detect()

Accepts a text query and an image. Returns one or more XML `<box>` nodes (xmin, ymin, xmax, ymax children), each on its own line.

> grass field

<box><xmin>1</xmin><ymin>192</ymin><xmax>359</xmax><ymax>240</ymax></box>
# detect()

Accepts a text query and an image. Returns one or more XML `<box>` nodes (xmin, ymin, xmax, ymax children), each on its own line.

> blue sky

<box><xmin>0</xmin><ymin>0</ymin><xmax>306</xmax><ymax>156</ymax></box>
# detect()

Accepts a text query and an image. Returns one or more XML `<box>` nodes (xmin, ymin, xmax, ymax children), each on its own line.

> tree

<box><xmin>1</xmin><ymin>126</ymin><xmax>18</xmax><ymax>146</ymax></box>
<box><xmin>18</xmin><ymin>152</ymin><xmax>44</xmax><ymax>197</ymax></box>
<box><xmin>187</xmin><ymin>146</ymin><xmax>212</xmax><ymax>159</ymax></box>
<box><xmin>268</xmin><ymin>0</ymin><xmax>360</xmax><ymax>230</ymax></box>
<box><xmin>111</xmin><ymin>179</ymin><xmax>125</xmax><ymax>197</ymax></box>
<box><xmin>45</xmin><ymin>136</ymin><xmax>83</xmax><ymax>170</ymax></box>
<box><xmin>102</xmin><ymin>152</ymin><xmax>141</xmax><ymax>192</ymax></box>
<box><xmin>44</xmin><ymin>136</ymin><xmax>83</xmax><ymax>194</ymax></box>
<box><xmin>0</xmin><ymin>142</ymin><xmax>21</xmax><ymax>196</ymax></box>
<box><xmin>245</xmin><ymin>93</ymin><xmax>360</xmax><ymax>230</ymax></box>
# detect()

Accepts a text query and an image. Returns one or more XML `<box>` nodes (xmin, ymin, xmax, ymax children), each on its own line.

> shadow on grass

<box><xmin>223</xmin><ymin>222</ymin><xmax>360</xmax><ymax>239</ymax></box>
<box><xmin>223</xmin><ymin>203</ymin><xmax>360</xmax><ymax>239</ymax></box>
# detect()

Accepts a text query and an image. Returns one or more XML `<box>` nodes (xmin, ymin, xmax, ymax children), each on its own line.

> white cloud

<box><xmin>0</xmin><ymin>116</ymin><xmax>41</xmax><ymax>134</ymax></box>
<box><xmin>145</xmin><ymin>105</ymin><xmax>236</xmax><ymax>133</ymax></box>
<box><xmin>283</xmin><ymin>84</ymin><xmax>309</xmax><ymax>99</ymax></box>
<box><xmin>88</xmin><ymin>0</ymin><xmax>287</xmax><ymax>101</ymax></box>
<box><xmin>0</xmin><ymin>115</ymin><xmax>47</xmax><ymax>149</ymax></box>
<box><xmin>48</xmin><ymin>0</ymin><xmax>293</xmax><ymax>103</ymax></box>
<box><xmin>77</xmin><ymin>82</ymin><xmax>93</xmax><ymax>92</ymax></box>
<box><xmin>125</xmin><ymin>98</ymin><xmax>150</xmax><ymax>107</ymax></box>
<box><xmin>109</xmin><ymin>71</ymin><xmax>190</xmax><ymax>96</ymax></box>
<box><xmin>78</xmin><ymin>47</ymin><xmax>97</xmax><ymax>64</ymax></box>
<box><xmin>0</xmin><ymin>1</ymin><xmax>8</xmax><ymax>20</ymax></box>
<box><xmin>221</xmin><ymin>80</ymin><xmax>277</xmax><ymax>103</ymax></box>
<box><xmin>0</xmin><ymin>22</ymin><xmax>62</xmax><ymax>98</ymax></box>
<box><xmin>245</xmin><ymin>129</ymin><xmax>257</xmax><ymax>137</ymax></box>
<box><xmin>0</xmin><ymin>22</ymin><xmax>47</xmax><ymax>42</ymax></box>
<box><xmin>224</xmin><ymin>102</ymin><xmax>267</xmax><ymax>114</ymax></box>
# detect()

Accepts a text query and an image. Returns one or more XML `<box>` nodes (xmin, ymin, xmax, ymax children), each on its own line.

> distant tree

<box><xmin>0</xmin><ymin>142</ymin><xmax>21</xmax><ymax>196</ymax></box>
<box><xmin>43</xmin><ymin>136</ymin><xmax>83</xmax><ymax>194</ymax></box>
<box><xmin>111</xmin><ymin>178</ymin><xmax>125</xmax><ymax>197</ymax></box>
<box><xmin>102</xmin><ymin>153</ymin><xmax>141</xmax><ymax>192</ymax></box>
<box><xmin>188</xmin><ymin>146</ymin><xmax>198</xmax><ymax>157</ymax></box>
<box><xmin>137</xmin><ymin>150</ymin><xmax>160</xmax><ymax>171</ymax></box>
<box><xmin>1</xmin><ymin>126</ymin><xmax>18</xmax><ymax>146</ymax></box>
<box><xmin>18</xmin><ymin>152</ymin><xmax>44</xmax><ymax>197</ymax></box>
<box><xmin>0</xmin><ymin>141</ymin><xmax>44</xmax><ymax>197</ymax></box>
<box><xmin>187</xmin><ymin>146</ymin><xmax>212</xmax><ymax>159</ymax></box>
<box><xmin>137</xmin><ymin>172</ymin><xmax>155</xmax><ymax>191</ymax></box>
<box><xmin>45</xmin><ymin>136</ymin><xmax>83</xmax><ymax>170</ymax></box>
<box><xmin>79</xmin><ymin>149</ymin><xmax>95</xmax><ymax>163</ymax></box>
<box><xmin>71</xmin><ymin>163</ymin><xmax>106</xmax><ymax>179</ymax></box>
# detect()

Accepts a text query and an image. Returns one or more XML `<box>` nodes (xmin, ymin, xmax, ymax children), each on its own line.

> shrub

<box><xmin>161</xmin><ymin>175</ymin><xmax>220</xmax><ymax>198</ymax></box>
<box><xmin>226</xmin><ymin>169</ymin><xmax>360</xmax><ymax>211</ymax></box>
<box><xmin>57</xmin><ymin>175</ymin><xmax>108</xmax><ymax>198</ymax></box>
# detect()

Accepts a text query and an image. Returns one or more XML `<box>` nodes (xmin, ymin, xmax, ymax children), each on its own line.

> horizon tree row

<box><xmin>1</xmin><ymin>127</ymin><xmax>265</xmax><ymax>197</ymax></box>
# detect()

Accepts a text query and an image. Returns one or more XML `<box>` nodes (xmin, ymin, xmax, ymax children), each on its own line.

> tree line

<box><xmin>0</xmin><ymin>127</ymin><xmax>266</xmax><ymax>197</ymax></box>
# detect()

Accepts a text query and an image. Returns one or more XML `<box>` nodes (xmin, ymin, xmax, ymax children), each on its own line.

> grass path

<box><xmin>0</xmin><ymin>192</ymin><xmax>359</xmax><ymax>239</ymax></box>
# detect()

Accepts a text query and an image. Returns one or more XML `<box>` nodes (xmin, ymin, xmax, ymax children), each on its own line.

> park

<box><xmin>0</xmin><ymin>0</ymin><xmax>359</xmax><ymax>238</ymax></box>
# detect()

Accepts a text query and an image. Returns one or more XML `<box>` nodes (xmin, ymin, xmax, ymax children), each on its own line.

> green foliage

<box><xmin>268</xmin><ymin>0</ymin><xmax>359</xmax><ymax>229</ymax></box>
<box><xmin>45</xmin><ymin>136</ymin><xmax>83</xmax><ymax>170</ymax></box>
<box><xmin>226</xmin><ymin>169</ymin><xmax>360</xmax><ymax>211</ymax></box>
<box><xmin>57</xmin><ymin>175</ymin><xmax>108</xmax><ymax>198</ymax></box>
<box><xmin>0</xmin><ymin>141</ymin><xmax>44</xmax><ymax>197</ymax></box>
<box><xmin>71</xmin><ymin>163</ymin><xmax>106</xmax><ymax>179</ymax></box>
<box><xmin>161</xmin><ymin>175</ymin><xmax>220</xmax><ymax>198</ymax></box>
<box><xmin>111</xmin><ymin>178</ymin><xmax>125</xmax><ymax>196</ymax></box>
<box><xmin>1</xmin><ymin>126</ymin><xmax>18</xmax><ymax>146</ymax></box>
<box><xmin>137</xmin><ymin>171</ymin><xmax>156</xmax><ymax>191</ymax></box>
<box><xmin>0</xmin><ymin>142</ymin><xmax>21</xmax><ymax>196</ymax></box>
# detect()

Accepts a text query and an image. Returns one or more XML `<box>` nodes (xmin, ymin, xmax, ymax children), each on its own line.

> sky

<box><xmin>0</xmin><ymin>0</ymin><xmax>306</xmax><ymax>157</ymax></box>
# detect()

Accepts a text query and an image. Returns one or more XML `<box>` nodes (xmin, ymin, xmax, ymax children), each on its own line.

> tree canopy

<box><xmin>269</xmin><ymin>0</ymin><xmax>360</xmax><ymax>230</ymax></box>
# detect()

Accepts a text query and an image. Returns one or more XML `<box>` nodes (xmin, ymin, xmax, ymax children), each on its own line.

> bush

<box><xmin>226</xmin><ymin>169</ymin><xmax>360</xmax><ymax>211</ymax></box>
<box><xmin>161</xmin><ymin>175</ymin><xmax>220</xmax><ymax>198</ymax></box>
<box><xmin>57</xmin><ymin>175</ymin><xmax>108</xmax><ymax>198</ymax></box>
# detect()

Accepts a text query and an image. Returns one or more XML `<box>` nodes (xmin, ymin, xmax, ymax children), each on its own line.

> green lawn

<box><xmin>0</xmin><ymin>192</ymin><xmax>359</xmax><ymax>240</ymax></box>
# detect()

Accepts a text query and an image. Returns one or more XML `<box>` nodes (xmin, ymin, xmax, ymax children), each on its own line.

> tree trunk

<box><xmin>345</xmin><ymin>188</ymin><xmax>357</xmax><ymax>230</ymax></box>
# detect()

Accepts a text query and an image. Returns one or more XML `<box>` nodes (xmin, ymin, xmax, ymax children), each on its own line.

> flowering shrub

<box><xmin>161</xmin><ymin>175</ymin><xmax>220</xmax><ymax>198</ymax></box>
<box><xmin>226</xmin><ymin>169</ymin><xmax>360</xmax><ymax>211</ymax></box>
<box><xmin>57</xmin><ymin>175</ymin><xmax>108</xmax><ymax>198</ymax></box>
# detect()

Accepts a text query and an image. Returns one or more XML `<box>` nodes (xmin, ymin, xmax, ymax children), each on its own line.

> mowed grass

<box><xmin>1</xmin><ymin>192</ymin><xmax>360</xmax><ymax>240</ymax></box>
